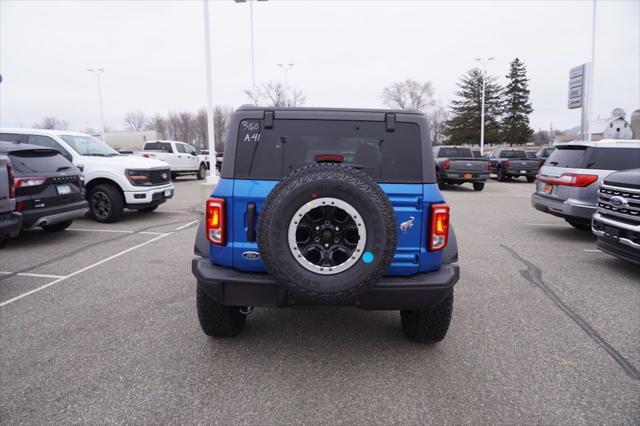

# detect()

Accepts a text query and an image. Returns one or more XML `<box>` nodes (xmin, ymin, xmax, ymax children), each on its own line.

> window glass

<box><xmin>499</xmin><ymin>150</ymin><xmax>527</xmax><ymax>158</ymax></box>
<box><xmin>586</xmin><ymin>148</ymin><xmax>640</xmax><ymax>171</ymax></box>
<box><xmin>185</xmin><ymin>145</ymin><xmax>196</xmax><ymax>154</ymax></box>
<box><xmin>546</xmin><ymin>146</ymin><xmax>589</xmax><ymax>168</ymax></box>
<box><xmin>26</xmin><ymin>135</ymin><xmax>71</xmax><ymax>158</ymax></box>
<box><xmin>234</xmin><ymin>119</ymin><xmax>422</xmax><ymax>182</ymax></box>
<box><xmin>0</xmin><ymin>133</ymin><xmax>23</xmax><ymax>143</ymax></box>
<box><xmin>437</xmin><ymin>147</ymin><xmax>473</xmax><ymax>158</ymax></box>
<box><xmin>176</xmin><ymin>144</ymin><xmax>187</xmax><ymax>153</ymax></box>
<box><xmin>144</xmin><ymin>142</ymin><xmax>173</xmax><ymax>153</ymax></box>
<box><xmin>9</xmin><ymin>149</ymin><xmax>73</xmax><ymax>173</ymax></box>
<box><xmin>60</xmin><ymin>135</ymin><xmax>118</xmax><ymax>156</ymax></box>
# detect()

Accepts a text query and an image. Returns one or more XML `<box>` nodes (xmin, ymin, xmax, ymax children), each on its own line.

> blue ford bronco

<box><xmin>192</xmin><ymin>106</ymin><xmax>460</xmax><ymax>342</ymax></box>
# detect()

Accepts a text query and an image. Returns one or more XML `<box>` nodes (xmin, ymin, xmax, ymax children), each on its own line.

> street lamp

<box><xmin>234</xmin><ymin>0</ymin><xmax>268</xmax><ymax>88</ymax></box>
<box><xmin>202</xmin><ymin>0</ymin><xmax>217</xmax><ymax>181</ymax></box>
<box><xmin>87</xmin><ymin>67</ymin><xmax>106</xmax><ymax>141</ymax></box>
<box><xmin>475</xmin><ymin>57</ymin><xmax>494</xmax><ymax>155</ymax></box>
<box><xmin>277</xmin><ymin>63</ymin><xmax>295</xmax><ymax>85</ymax></box>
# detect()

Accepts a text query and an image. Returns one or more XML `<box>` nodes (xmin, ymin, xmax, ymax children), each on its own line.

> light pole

<box><xmin>234</xmin><ymin>0</ymin><xmax>268</xmax><ymax>87</ymax></box>
<box><xmin>277</xmin><ymin>63</ymin><xmax>295</xmax><ymax>85</ymax></box>
<box><xmin>87</xmin><ymin>67</ymin><xmax>105</xmax><ymax>141</ymax></box>
<box><xmin>202</xmin><ymin>0</ymin><xmax>217</xmax><ymax>181</ymax></box>
<box><xmin>585</xmin><ymin>0</ymin><xmax>597</xmax><ymax>143</ymax></box>
<box><xmin>475</xmin><ymin>57</ymin><xmax>494</xmax><ymax>155</ymax></box>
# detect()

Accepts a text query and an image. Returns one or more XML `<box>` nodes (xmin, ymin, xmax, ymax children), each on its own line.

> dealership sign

<box><xmin>568</xmin><ymin>64</ymin><xmax>586</xmax><ymax>109</ymax></box>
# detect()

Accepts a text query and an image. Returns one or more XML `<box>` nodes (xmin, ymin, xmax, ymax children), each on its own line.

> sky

<box><xmin>1</xmin><ymin>0</ymin><xmax>639</xmax><ymax>134</ymax></box>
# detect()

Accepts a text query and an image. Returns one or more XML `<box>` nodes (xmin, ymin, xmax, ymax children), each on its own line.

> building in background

<box><xmin>102</xmin><ymin>130</ymin><xmax>162</xmax><ymax>149</ymax></box>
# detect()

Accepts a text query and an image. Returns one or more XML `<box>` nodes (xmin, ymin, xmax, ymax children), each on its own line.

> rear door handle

<box><xmin>247</xmin><ymin>202</ymin><xmax>256</xmax><ymax>241</ymax></box>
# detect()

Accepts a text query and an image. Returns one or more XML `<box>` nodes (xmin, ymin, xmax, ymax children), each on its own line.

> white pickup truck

<box><xmin>139</xmin><ymin>140</ymin><xmax>209</xmax><ymax>180</ymax></box>
<box><xmin>0</xmin><ymin>128</ymin><xmax>174</xmax><ymax>223</ymax></box>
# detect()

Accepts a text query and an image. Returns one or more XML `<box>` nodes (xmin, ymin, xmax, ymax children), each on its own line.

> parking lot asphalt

<box><xmin>1</xmin><ymin>177</ymin><xmax>638</xmax><ymax>424</ymax></box>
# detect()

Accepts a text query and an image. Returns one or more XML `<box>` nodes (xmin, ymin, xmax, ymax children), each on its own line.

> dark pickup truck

<box><xmin>488</xmin><ymin>148</ymin><xmax>540</xmax><ymax>182</ymax></box>
<box><xmin>433</xmin><ymin>146</ymin><xmax>490</xmax><ymax>191</ymax></box>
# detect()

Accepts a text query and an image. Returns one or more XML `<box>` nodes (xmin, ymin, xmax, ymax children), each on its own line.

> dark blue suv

<box><xmin>192</xmin><ymin>107</ymin><xmax>459</xmax><ymax>342</ymax></box>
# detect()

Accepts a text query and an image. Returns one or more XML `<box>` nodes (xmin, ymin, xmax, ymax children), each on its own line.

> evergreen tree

<box><xmin>501</xmin><ymin>58</ymin><xmax>533</xmax><ymax>144</ymax></box>
<box><xmin>443</xmin><ymin>68</ymin><xmax>502</xmax><ymax>146</ymax></box>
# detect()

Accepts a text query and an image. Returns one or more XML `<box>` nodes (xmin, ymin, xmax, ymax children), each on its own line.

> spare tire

<box><xmin>258</xmin><ymin>163</ymin><xmax>397</xmax><ymax>305</ymax></box>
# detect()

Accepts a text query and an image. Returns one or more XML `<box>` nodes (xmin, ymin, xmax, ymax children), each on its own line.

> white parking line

<box><xmin>175</xmin><ymin>220</ymin><xmax>199</xmax><ymax>231</ymax></box>
<box><xmin>584</xmin><ymin>249</ymin><xmax>602</xmax><ymax>252</ymax></box>
<box><xmin>159</xmin><ymin>210</ymin><xmax>188</xmax><ymax>214</ymax></box>
<box><xmin>0</xmin><ymin>233</ymin><xmax>171</xmax><ymax>308</ymax></box>
<box><xmin>525</xmin><ymin>223</ymin><xmax>571</xmax><ymax>227</ymax></box>
<box><xmin>0</xmin><ymin>271</ymin><xmax>65</xmax><ymax>279</ymax></box>
<box><xmin>67</xmin><ymin>228</ymin><xmax>164</xmax><ymax>235</ymax></box>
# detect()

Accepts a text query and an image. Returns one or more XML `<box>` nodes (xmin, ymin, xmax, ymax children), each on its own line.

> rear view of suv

<box><xmin>532</xmin><ymin>140</ymin><xmax>640</xmax><ymax>230</ymax></box>
<box><xmin>0</xmin><ymin>142</ymin><xmax>87</xmax><ymax>233</ymax></box>
<box><xmin>192</xmin><ymin>107</ymin><xmax>460</xmax><ymax>343</ymax></box>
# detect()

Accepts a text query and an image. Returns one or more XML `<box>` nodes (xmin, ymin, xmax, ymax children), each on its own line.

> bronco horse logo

<box><xmin>400</xmin><ymin>216</ymin><xmax>415</xmax><ymax>233</ymax></box>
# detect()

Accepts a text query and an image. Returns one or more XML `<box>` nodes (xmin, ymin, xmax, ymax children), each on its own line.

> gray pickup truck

<box><xmin>0</xmin><ymin>154</ymin><xmax>22</xmax><ymax>244</ymax></box>
<box><xmin>433</xmin><ymin>146</ymin><xmax>490</xmax><ymax>191</ymax></box>
<box><xmin>489</xmin><ymin>148</ymin><xmax>540</xmax><ymax>182</ymax></box>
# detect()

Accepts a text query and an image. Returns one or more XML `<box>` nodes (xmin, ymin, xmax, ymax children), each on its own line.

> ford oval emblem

<box><xmin>242</xmin><ymin>251</ymin><xmax>261</xmax><ymax>260</ymax></box>
<box><xmin>161</xmin><ymin>173</ymin><xmax>168</xmax><ymax>180</ymax></box>
<box><xmin>609</xmin><ymin>196</ymin><xmax>627</xmax><ymax>208</ymax></box>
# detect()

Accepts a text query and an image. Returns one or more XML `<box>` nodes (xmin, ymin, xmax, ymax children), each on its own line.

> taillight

<box><xmin>14</xmin><ymin>177</ymin><xmax>47</xmax><ymax>188</ymax></box>
<box><xmin>7</xmin><ymin>162</ymin><xmax>15</xmax><ymax>198</ymax></box>
<box><xmin>206</xmin><ymin>198</ymin><xmax>225</xmax><ymax>245</ymax></box>
<box><xmin>536</xmin><ymin>173</ymin><xmax>598</xmax><ymax>187</ymax></box>
<box><xmin>487</xmin><ymin>161</ymin><xmax>491</xmax><ymax>171</ymax></box>
<box><xmin>142</xmin><ymin>153</ymin><xmax>151</xmax><ymax>158</ymax></box>
<box><xmin>315</xmin><ymin>154</ymin><xmax>344</xmax><ymax>163</ymax></box>
<box><xmin>429</xmin><ymin>203</ymin><xmax>450</xmax><ymax>251</ymax></box>
<box><xmin>442</xmin><ymin>160</ymin><xmax>450</xmax><ymax>170</ymax></box>
<box><xmin>503</xmin><ymin>160</ymin><xmax>511</xmax><ymax>168</ymax></box>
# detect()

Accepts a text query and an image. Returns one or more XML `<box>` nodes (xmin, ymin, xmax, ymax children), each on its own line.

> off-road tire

<box><xmin>472</xmin><ymin>182</ymin><xmax>485</xmax><ymax>191</ymax></box>
<box><xmin>42</xmin><ymin>220</ymin><xmax>73</xmax><ymax>232</ymax></box>
<box><xmin>401</xmin><ymin>293</ymin><xmax>454</xmax><ymax>343</ymax></box>
<box><xmin>566</xmin><ymin>219</ymin><xmax>591</xmax><ymax>231</ymax></box>
<box><xmin>197</xmin><ymin>163</ymin><xmax>207</xmax><ymax>180</ymax></box>
<box><xmin>497</xmin><ymin>167</ymin><xmax>507</xmax><ymax>182</ymax></box>
<box><xmin>196</xmin><ymin>284</ymin><xmax>246</xmax><ymax>337</ymax></box>
<box><xmin>526</xmin><ymin>176</ymin><xmax>536</xmax><ymax>183</ymax></box>
<box><xmin>258</xmin><ymin>163</ymin><xmax>397</xmax><ymax>305</ymax></box>
<box><xmin>88</xmin><ymin>184</ymin><xmax>124</xmax><ymax>223</ymax></box>
<box><xmin>138</xmin><ymin>206</ymin><xmax>158</xmax><ymax>213</ymax></box>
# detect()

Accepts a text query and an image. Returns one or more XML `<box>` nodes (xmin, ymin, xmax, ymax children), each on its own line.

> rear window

<box><xmin>437</xmin><ymin>147</ymin><xmax>472</xmax><ymax>158</ymax></box>
<box><xmin>547</xmin><ymin>146</ymin><xmax>640</xmax><ymax>170</ymax></box>
<box><xmin>499</xmin><ymin>150</ymin><xmax>527</xmax><ymax>158</ymax></box>
<box><xmin>9</xmin><ymin>150</ymin><xmax>74</xmax><ymax>173</ymax></box>
<box><xmin>234</xmin><ymin>119</ymin><xmax>422</xmax><ymax>183</ymax></box>
<box><xmin>144</xmin><ymin>142</ymin><xmax>173</xmax><ymax>153</ymax></box>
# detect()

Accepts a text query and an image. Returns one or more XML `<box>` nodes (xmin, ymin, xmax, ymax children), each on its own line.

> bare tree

<box><xmin>244</xmin><ymin>81</ymin><xmax>306</xmax><ymax>107</ymax></box>
<box><xmin>381</xmin><ymin>79</ymin><xmax>435</xmax><ymax>111</ymax></box>
<box><xmin>144</xmin><ymin>113</ymin><xmax>167</xmax><ymax>138</ymax></box>
<box><xmin>123</xmin><ymin>110</ymin><xmax>147</xmax><ymax>131</ymax></box>
<box><xmin>427</xmin><ymin>104</ymin><xmax>449</xmax><ymax>145</ymax></box>
<box><xmin>33</xmin><ymin>116</ymin><xmax>69</xmax><ymax>130</ymax></box>
<box><xmin>214</xmin><ymin>105</ymin><xmax>233</xmax><ymax>151</ymax></box>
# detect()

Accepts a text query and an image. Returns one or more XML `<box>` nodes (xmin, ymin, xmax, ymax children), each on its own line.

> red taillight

<box><xmin>536</xmin><ymin>173</ymin><xmax>598</xmax><ymax>187</ymax></box>
<box><xmin>142</xmin><ymin>153</ymin><xmax>150</xmax><ymax>158</ymax></box>
<box><xmin>503</xmin><ymin>160</ymin><xmax>511</xmax><ymax>168</ymax></box>
<box><xmin>315</xmin><ymin>154</ymin><xmax>344</xmax><ymax>163</ymax></box>
<box><xmin>429</xmin><ymin>203</ymin><xmax>450</xmax><ymax>251</ymax></box>
<box><xmin>487</xmin><ymin>161</ymin><xmax>491</xmax><ymax>171</ymax></box>
<box><xmin>442</xmin><ymin>160</ymin><xmax>450</xmax><ymax>170</ymax></box>
<box><xmin>7</xmin><ymin>162</ymin><xmax>15</xmax><ymax>198</ymax></box>
<box><xmin>15</xmin><ymin>201</ymin><xmax>24</xmax><ymax>212</ymax></box>
<box><xmin>206</xmin><ymin>198</ymin><xmax>225</xmax><ymax>245</ymax></box>
<box><xmin>14</xmin><ymin>177</ymin><xmax>47</xmax><ymax>188</ymax></box>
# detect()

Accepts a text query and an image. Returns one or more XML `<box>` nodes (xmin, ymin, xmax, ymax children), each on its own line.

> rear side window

<box><xmin>0</xmin><ymin>133</ymin><xmax>23</xmax><ymax>143</ymax></box>
<box><xmin>586</xmin><ymin>148</ymin><xmax>640</xmax><ymax>170</ymax></box>
<box><xmin>145</xmin><ymin>142</ymin><xmax>173</xmax><ymax>153</ymax></box>
<box><xmin>437</xmin><ymin>147</ymin><xmax>472</xmax><ymax>158</ymax></box>
<box><xmin>234</xmin><ymin>119</ymin><xmax>422</xmax><ymax>183</ymax></box>
<box><xmin>9</xmin><ymin>150</ymin><xmax>73</xmax><ymax>173</ymax></box>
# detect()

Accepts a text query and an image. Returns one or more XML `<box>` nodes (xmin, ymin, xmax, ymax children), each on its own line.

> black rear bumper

<box><xmin>21</xmin><ymin>200</ymin><xmax>88</xmax><ymax>228</ymax></box>
<box><xmin>192</xmin><ymin>257</ymin><xmax>459</xmax><ymax>310</ymax></box>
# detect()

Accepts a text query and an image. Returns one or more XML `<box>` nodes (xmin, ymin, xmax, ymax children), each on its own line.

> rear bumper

<box><xmin>441</xmin><ymin>172</ymin><xmax>489</xmax><ymax>182</ymax></box>
<box><xmin>0</xmin><ymin>211</ymin><xmax>22</xmax><ymax>240</ymax></box>
<box><xmin>592</xmin><ymin>213</ymin><xmax>640</xmax><ymax>265</ymax></box>
<box><xmin>505</xmin><ymin>168</ymin><xmax>537</xmax><ymax>176</ymax></box>
<box><xmin>192</xmin><ymin>257</ymin><xmax>459</xmax><ymax>310</ymax></box>
<box><xmin>22</xmin><ymin>200</ymin><xmax>88</xmax><ymax>228</ymax></box>
<box><xmin>531</xmin><ymin>193</ymin><xmax>595</xmax><ymax>222</ymax></box>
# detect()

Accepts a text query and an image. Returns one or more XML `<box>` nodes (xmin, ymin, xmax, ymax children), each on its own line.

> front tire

<box><xmin>472</xmin><ymin>182</ymin><xmax>485</xmax><ymax>191</ymax></box>
<box><xmin>497</xmin><ymin>168</ymin><xmax>506</xmax><ymax>182</ymax></box>
<box><xmin>197</xmin><ymin>163</ymin><xmax>207</xmax><ymax>180</ymax></box>
<box><xmin>42</xmin><ymin>220</ymin><xmax>73</xmax><ymax>232</ymax></box>
<box><xmin>401</xmin><ymin>293</ymin><xmax>453</xmax><ymax>343</ymax></box>
<box><xmin>197</xmin><ymin>284</ymin><xmax>246</xmax><ymax>337</ymax></box>
<box><xmin>88</xmin><ymin>184</ymin><xmax>124</xmax><ymax>223</ymax></box>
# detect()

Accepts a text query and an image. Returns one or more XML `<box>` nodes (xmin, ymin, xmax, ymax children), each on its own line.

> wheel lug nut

<box><xmin>324</xmin><ymin>243</ymin><xmax>329</xmax><ymax>248</ymax></box>
<box><xmin>335</xmin><ymin>226</ymin><xmax>339</xmax><ymax>231</ymax></box>
<box><xmin>315</xmin><ymin>226</ymin><xmax>320</xmax><ymax>231</ymax></box>
<box><xmin>314</xmin><ymin>237</ymin><xmax>320</xmax><ymax>243</ymax></box>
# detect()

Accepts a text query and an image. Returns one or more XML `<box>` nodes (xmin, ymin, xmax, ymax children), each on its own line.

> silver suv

<box><xmin>531</xmin><ymin>140</ymin><xmax>640</xmax><ymax>230</ymax></box>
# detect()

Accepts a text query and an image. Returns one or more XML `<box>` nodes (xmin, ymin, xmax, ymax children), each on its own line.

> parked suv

<box><xmin>0</xmin><ymin>142</ymin><xmax>87</xmax><ymax>232</ymax></box>
<box><xmin>591</xmin><ymin>168</ymin><xmax>640</xmax><ymax>264</ymax></box>
<box><xmin>0</xmin><ymin>154</ymin><xmax>22</xmax><ymax>244</ymax></box>
<box><xmin>192</xmin><ymin>107</ymin><xmax>460</xmax><ymax>343</ymax></box>
<box><xmin>433</xmin><ymin>146</ymin><xmax>490</xmax><ymax>191</ymax></box>
<box><xmin>0</xmin><ymin>129</ymin><xmax>174</xmax><ymax>223</ymax></box>
<box><xmin>532</xmin><ymin>140</ymin><xmax>640</xmax><ymax>230</ymax></box>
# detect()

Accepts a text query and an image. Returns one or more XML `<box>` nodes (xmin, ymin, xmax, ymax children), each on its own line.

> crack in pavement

<box><xmin>501</xmin><ymin>244</ymin><xmax>640</xmax><ymax>381</ymax></box>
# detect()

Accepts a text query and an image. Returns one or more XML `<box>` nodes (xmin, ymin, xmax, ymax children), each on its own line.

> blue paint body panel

<box><xmin>209</xmin><ymin>179</ymin><xmax>445</xmax><ymax>277</ymax></box>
